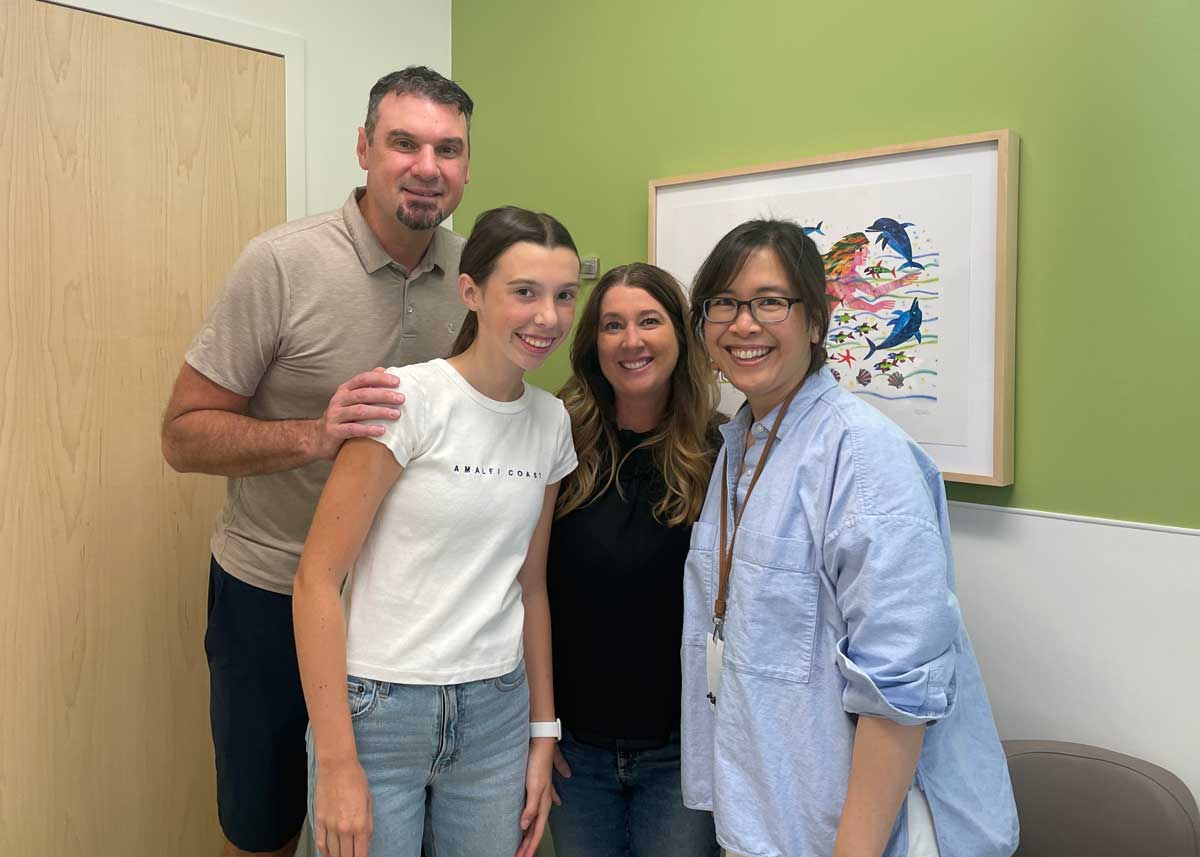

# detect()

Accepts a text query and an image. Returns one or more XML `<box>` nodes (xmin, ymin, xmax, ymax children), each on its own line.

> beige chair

<box><xmin>1003</xmin><ymin>740</ymin><xmax>1200</xmax><ymax>857</ymax></box>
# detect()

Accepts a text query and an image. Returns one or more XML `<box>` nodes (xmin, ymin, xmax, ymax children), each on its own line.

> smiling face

<box><xmin>704</xmin><ymin>247</ymin><xmax>820</xmax><ymax>419</ymax></box>
<box><xmin>357</xmin><ymin>92</ymin><xmax>470</xmax><ymax>232</ymax></box>
<box><xmin>460</xmin><ymin>241</ymin><xmax>580</xmax><ymax>373</ymax></box>
<box><xmin>596</xmin><ymin>284</ymin><xmax>680</xmax><ymax>414</ymax></box>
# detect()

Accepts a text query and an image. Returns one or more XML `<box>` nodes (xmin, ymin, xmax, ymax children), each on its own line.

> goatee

<box><xmin>395</xmin><ymin>203</ymin><xmax>445</xmax><ymax>231</ymax></box>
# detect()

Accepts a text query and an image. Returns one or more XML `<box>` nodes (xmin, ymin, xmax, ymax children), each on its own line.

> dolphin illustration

<box><xmin>864</xmin><ymin>298</ymin><xmax>922</xmax><ymax>359</ymax></box>
<box><xmin>803</xmin><ymin>221</ymin><xmax>824</xmax><ymax>236</ymax></box>
<box><xmin>866</xmin><ymin>217</ymin><xmax>925</xmax><ymax>271</ymax></box>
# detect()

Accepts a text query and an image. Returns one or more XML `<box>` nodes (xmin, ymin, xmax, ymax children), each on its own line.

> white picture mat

<box><xmin>654</xmin><ymin>141</ymin><xmax>1001</xmax><ymax>477</ymax></box>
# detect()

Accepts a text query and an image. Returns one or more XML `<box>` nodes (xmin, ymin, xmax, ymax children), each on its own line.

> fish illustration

<box><xmin>863</xmin><ymin>262</ymin><xmax>896</xmax><ymax>279</ymax></box>
<box><xmin>865</xmin><ymin>298</ymin><xmax>923</xmax><ymax>359</ymax></box>
<box><xmin>865</xmin><ymin>218</ymin><xmax>925</xmax><ymax>271</ymax></box>
<box><xmin>803</xmin><ymin>221</ymin><xmax>824</xmax><ymax>236</ymax></box>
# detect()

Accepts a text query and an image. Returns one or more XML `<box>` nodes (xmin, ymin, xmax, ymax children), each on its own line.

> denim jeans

<box><xmin>307</xmin><ymin>661</ymin><xmax>530</xmax><ymax>857</ymax></box>
<box><xmin>550</xmin><ymin>729</ymin><xmax>719</xmax><ymax>857</ymax></box>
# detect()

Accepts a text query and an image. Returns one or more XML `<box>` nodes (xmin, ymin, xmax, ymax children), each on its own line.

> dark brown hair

<box><xmin>364</xmin><ymin>66</ymin><xmax>474</xmax><ymax>143</ymax></box>
<box><xmin>689</xmin><ymin>219</ymin><xmax>830</xmax><ymax>379</ymax></box>
<box><xmin>557</xmin><ymin>264</ymin><xmax>720</xmax><ymax>526</ymax></box>
<box><xmin>448</xmin><ymin>206</ymin><xmax>579</xmax><ymax>357</ymax></box>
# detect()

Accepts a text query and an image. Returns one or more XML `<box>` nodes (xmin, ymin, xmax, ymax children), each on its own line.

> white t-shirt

<box><xmin>343</xmin><ymin>358</ymin><xmax>577</xmax><ymax>685</ymax></box>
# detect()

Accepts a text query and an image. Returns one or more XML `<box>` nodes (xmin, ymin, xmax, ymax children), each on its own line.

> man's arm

<box><xmin>160</xmin><ymin>363</ymin><xmax>404</xmax><ymax>477</ymax></box>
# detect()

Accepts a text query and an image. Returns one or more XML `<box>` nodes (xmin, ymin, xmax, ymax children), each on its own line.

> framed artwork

<box><xmin>649</xmin><ymin>130</ymin><xmax>1018</xmax><ymax>485</ymax></box>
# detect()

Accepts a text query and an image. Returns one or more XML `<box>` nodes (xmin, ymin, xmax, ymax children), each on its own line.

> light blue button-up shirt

<box><xmin>681</xmin><ymin>368</ymin><xmax>1018</xmax><ymax>857</ymax></box>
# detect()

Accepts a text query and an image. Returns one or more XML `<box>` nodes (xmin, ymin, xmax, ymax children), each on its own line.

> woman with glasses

<box><xmin>679</xmin><ymin>220</ymin><xmax>1018</xmax><ymax>857</ymax></box>
<box><xmin>546</xmin><ymin>263</ymin><xmax>722</xmax><ymax>857</ymax></box>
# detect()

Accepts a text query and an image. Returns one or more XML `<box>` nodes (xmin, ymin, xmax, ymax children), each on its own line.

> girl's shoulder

<box><xmin>524</xmin><ymin>383</ymin><xmax>571</xmax><ymax>418</ymax></box>
<box><xmin>385</xmin><ymin>359</ymin><xmax>442</xmax><ymax>389</ymax></box>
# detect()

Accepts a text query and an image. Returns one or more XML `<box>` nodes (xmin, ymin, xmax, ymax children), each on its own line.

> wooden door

<box><xmin>0</xmin><ymin>0</ymin><xmax>286</xmax><ymax>852</ymax></box>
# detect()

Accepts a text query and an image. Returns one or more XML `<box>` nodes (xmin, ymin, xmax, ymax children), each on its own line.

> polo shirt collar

<box><xmin>343</xmin><ymin>187</ymin><xmax>455</xmax><ymax>277</ymax></box>
<box><xmin>343</xmin><ymin>188</ymin><xmax>392</xmax><ymax>274</ymax></box>
<box><xmin>420</xmin><ymin>226</ymin><xmax>455</xmax><ymax>277</ymax></box>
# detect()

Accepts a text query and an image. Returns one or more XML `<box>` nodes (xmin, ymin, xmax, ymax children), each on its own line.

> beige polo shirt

<box><xmin>185</xmin><ymin>188</ymin><xmax>466</xmax><ymax>594</ymax></box>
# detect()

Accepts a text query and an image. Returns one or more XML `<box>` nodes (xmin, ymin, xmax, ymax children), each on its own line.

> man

<box><xmin>162</xmin><ymin>66</ymin><xmax>473</xmax><ymax>857</ymax></box>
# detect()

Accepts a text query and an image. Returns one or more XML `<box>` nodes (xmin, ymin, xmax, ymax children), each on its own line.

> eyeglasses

<box><xmin>701</xmin><ymin>296</ymin><xmax>804</xmax><ymax>325</ymax></box>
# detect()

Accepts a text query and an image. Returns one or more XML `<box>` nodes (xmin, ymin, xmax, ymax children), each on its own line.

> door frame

<box><xmin>42</xmin><ymin>0</ymin><xmax>307</xmax><ymax>219</ymax></box>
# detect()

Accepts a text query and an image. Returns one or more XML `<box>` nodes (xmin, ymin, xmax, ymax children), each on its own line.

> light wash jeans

<box><xmin>549</xmin><ymin>729</ymin><xmax>719</xmax><ymax>857</ymax></box>
<box><xmin>307</xmin><ymin>660</ymin><xmax>530</xmax><ymax>857</ymax></box>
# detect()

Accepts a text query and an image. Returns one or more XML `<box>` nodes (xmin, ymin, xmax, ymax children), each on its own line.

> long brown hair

<box><xmin>557</xmin><ymin>263</ymin><xmax>720</xmax><ymax>527</ymax></box>
<box><xmin>449</xmin><ymin>206</ymin><xmax>579</xmax><ymax>357</ymax></box>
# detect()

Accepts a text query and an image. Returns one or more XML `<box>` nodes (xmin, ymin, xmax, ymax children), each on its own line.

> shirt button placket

<box><xmin>394</xmin><ymin>266</ymin><xmax>409</xmax><ymax>334</ymax></box>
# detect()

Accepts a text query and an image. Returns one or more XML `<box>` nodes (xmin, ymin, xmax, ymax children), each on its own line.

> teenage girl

<box><xmin>293</xmin><ymin>206</ymin><xmax>582</xmax><ymax>857</ymax></box>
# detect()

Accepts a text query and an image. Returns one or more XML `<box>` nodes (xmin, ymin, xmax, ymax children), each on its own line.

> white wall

<box><xmin>168</xmin><ymin>0</ymin><xmax>452</xmax><ymax>214</ymax></box>
<box><xmin>950</xmin><ymin>502</ymin><xmax>1200</xmax><ymax>800</ymax></box>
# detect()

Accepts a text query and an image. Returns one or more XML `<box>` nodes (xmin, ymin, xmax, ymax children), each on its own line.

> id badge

<box><xmin>706</xmin><ymin>625</ymin><xmax>724</xmax><ymax>704</ymax></box>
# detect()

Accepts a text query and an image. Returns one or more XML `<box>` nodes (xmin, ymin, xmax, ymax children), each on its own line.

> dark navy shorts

<box><xmin>205</xmin><ymin>556</ymin><xmax>308</xmax><ymax>851</ymax></box>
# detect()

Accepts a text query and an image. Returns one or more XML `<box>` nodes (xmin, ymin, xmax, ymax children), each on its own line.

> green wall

<box><xmin>452</xmin><ymin>0</ymin><xmax>1199</xmax><ymax>529</ymax></box>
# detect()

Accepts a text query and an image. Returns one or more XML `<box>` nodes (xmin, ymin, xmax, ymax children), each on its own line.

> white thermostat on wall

<box><xmin>580</xmin><ymin>257</ymin><xmax>600</xmax><ymax>279</ymax></box>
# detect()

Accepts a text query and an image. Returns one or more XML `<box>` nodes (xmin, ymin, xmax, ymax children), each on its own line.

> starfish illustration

<box><xmin>834</xmin><ymin>350</ymin><xmax>857</xmax><ymax>368</ymax></box>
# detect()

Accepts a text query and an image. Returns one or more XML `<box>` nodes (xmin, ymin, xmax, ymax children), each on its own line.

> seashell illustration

<box><xmin>856</xmin><ymin>369</ymin><xmax>872</xmax><ymax>386</ymax></box>
<box><xmin>830</xmin><ymin>368</ymin><xmax>841</xmax><ymax>382</ymax></box>
<box><xmin>887</xmin><ymin>372</ymin><xmax>905</xmax><ymax>388</ymax></box>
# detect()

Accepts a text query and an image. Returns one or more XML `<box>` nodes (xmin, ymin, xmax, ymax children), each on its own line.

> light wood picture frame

<box><xmin>650</xmin><ymin>130</ymin><xmax>1018</xmax><ymax>485</ymax></box>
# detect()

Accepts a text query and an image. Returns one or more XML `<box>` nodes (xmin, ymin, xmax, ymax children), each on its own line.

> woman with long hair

<box><xmin>546</xmin><ymin>263</ymin><xmax>722</xmax><ymax>857</ymax></box>
<box><xmin>681</xmin><ymin>219</ymin><xmax>1018</xmax><ymax>857</ymax></box>
<box><xmin>293</xmin><ymin>206</ymin><xmax>582</xmax><ymax>857</ymax></box>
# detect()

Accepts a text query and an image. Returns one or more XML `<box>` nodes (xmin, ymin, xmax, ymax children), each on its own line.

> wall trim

<box><xmin>949</xmin><ymin>500</ymin><xmax>1200</xmax><ymax>538</ymax></box>
<box><xmin>42</xmin><ymin>0</ymin><xmax>307</xmax><ymax>220</ymax></box>
<box><xmin>949</xmin><ymin>498</ymin><xmax>1200</xmax><ymax>799</ymax></box>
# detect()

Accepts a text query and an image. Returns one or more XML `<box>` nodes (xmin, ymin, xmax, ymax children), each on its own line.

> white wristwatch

<box><xmin>530</xmin><ymin>718</ymin><xmax>562</xmax><ymax>741</ymax></box>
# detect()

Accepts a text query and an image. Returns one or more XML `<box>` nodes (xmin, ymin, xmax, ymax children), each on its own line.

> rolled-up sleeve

<box><xmin>827</xmin><ymin>514</ymin><xmax>960</xmax><ymax>726</ymax></box>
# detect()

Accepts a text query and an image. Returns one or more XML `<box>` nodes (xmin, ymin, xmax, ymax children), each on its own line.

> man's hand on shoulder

<box><xmin>161</xmin><ymin>364</ymin><xmax>407</xmax><ymax>477</ymax></box>
<box><xmin>309</xmin><ymin>368</ymin><xmax>405</xmax><ymax>461</ymax></box>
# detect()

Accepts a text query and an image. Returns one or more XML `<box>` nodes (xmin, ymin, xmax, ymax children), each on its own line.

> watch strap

<box><xmin>530</xmin><ymin>718</ymin><xmax>561</xmax><ymax>740</ymax></box>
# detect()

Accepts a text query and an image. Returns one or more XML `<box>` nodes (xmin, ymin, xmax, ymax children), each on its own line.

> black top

<box><xmin>547</xmin><ymin>429</ymin><xmax>698</xmax><ymax>748</ymax></box>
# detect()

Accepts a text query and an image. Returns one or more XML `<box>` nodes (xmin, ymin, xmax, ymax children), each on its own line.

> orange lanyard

<box><xmin>713</xmin><ymin>382</ymin><xmax>802</xmax><ymax>640</ymax></box>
